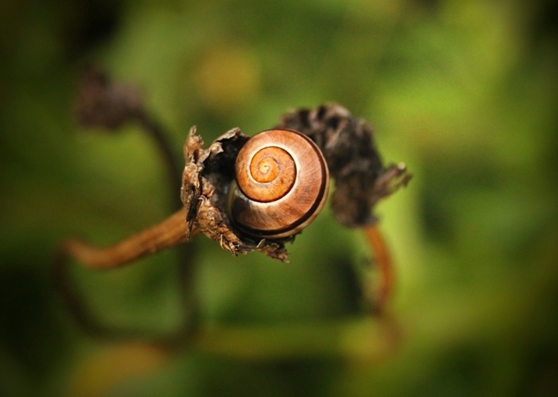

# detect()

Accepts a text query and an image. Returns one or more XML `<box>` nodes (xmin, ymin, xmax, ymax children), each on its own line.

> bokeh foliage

<box><xmin>1</xmin><ymin>0</ymin><xmax>557</xmax><ymax>396</ymax></box>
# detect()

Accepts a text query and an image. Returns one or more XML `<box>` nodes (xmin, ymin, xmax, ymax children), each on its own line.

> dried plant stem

<box><xmin>61</xmin><ymin>208</ymin><xmax>195</xmax><ymax>270</ymax></box>
<box><xmin>61</xmin><ymin>64</ymin><xmax>202</xmax><ymax>341</ymax></box>
<box><xmin>135</xmin><ymin>111</ymin><xmax>183</xmax><ymax>210</ymax></box>
<box><xmin>53</xmin><ymin>209</ymin><xmax>198</xmax><ymax>341</ymax></box>
<box><xmin>363</xmin><ymin>225</ymin><xmax>394</xmax><ymax>314</ymax></box>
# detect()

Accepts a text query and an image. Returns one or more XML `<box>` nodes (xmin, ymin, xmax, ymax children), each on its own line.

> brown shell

<box><xmin>228</xmin><ymin>129</ymin><xmax>330</xmax><ymax>239</ymax></box>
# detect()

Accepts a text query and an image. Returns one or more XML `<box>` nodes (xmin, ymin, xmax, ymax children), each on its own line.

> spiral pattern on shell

<box><xmin>228</xmin><ymin>129</ymin><xmax>330</xmax><ymax>239</ymax></box>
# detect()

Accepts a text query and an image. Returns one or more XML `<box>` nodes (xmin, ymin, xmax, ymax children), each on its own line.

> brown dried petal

<box><xmin>76</xmin><ymin>63</ymin><xmax>144</xmax><ymax>130</ymax></box>
<box><xmin>276</xmin><ymin>103</ymin><xmax>412</xmax><ymax>227</ymax></box>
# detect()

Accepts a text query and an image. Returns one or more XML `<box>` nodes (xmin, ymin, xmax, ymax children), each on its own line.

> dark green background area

<box><xmin>1</xmin><ymin>0</ymin><xmax>557</xmax><ymax>396</ymax></box>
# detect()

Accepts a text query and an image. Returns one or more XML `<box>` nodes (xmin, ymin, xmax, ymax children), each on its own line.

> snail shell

<box><xmin>227</xmin><ymin>129</ymin><xmax>329</xmax><ymax>239</ymax></box>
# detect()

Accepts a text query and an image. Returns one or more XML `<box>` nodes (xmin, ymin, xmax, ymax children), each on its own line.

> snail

<box><xmin>227</xmin><ymin>129</ymin><xmax>330</xmax><ymax>239</ymax></box>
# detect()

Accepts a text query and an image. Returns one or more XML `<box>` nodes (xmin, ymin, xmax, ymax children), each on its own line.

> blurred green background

<box><xmin>1</xmin><ymin>0</ymin><xmax>557</xmax><ymax>396</ymax></box>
